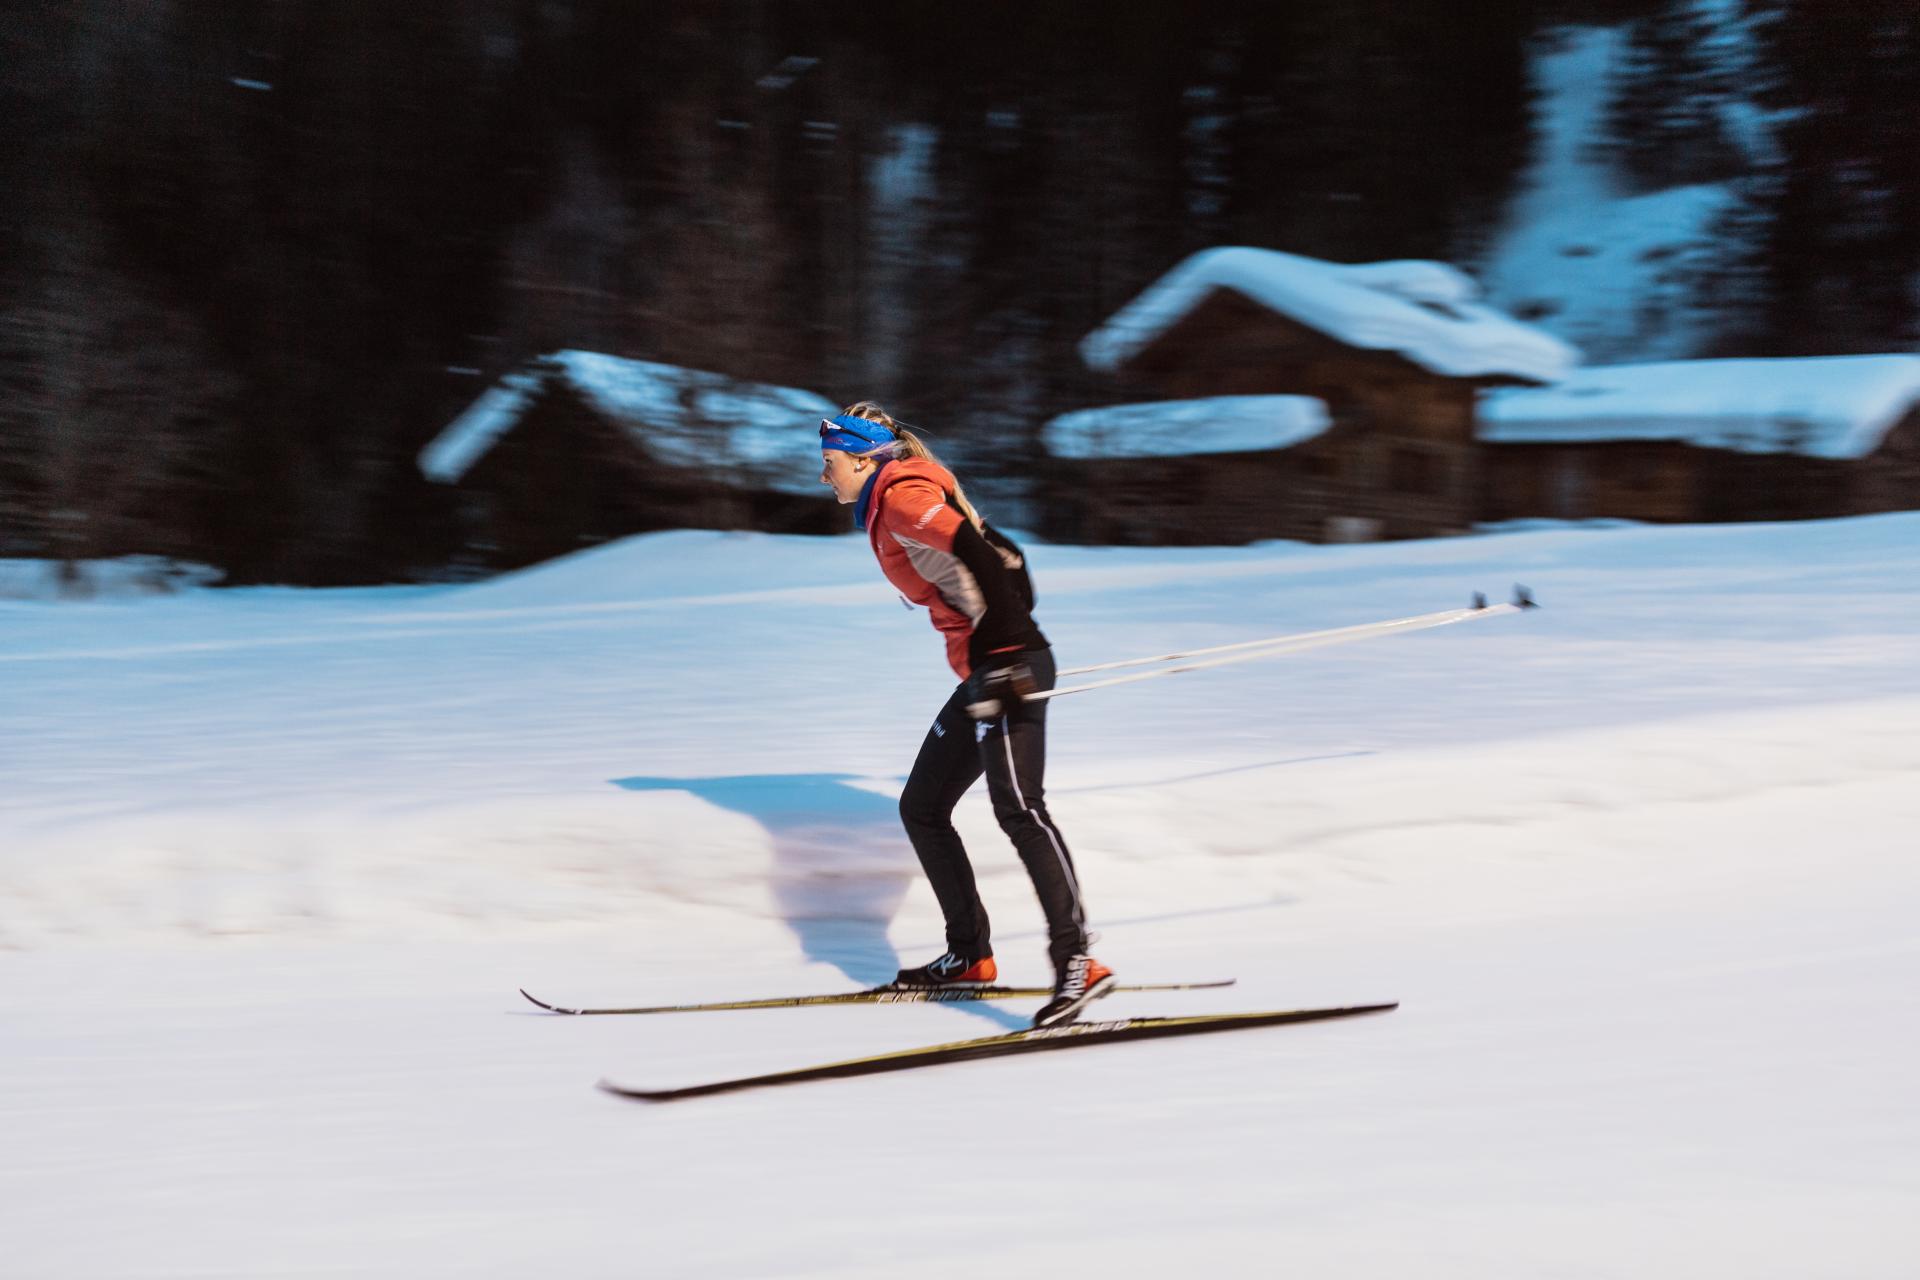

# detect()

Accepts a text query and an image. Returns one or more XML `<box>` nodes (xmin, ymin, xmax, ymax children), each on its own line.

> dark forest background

<box><xmin>2</xmin><ymin>0</ymin><xmax>1916</xmax><ymax>583</ymax></box>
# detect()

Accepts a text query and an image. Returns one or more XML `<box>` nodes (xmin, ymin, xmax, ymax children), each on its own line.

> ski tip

<box><xmin>519</xmin><ymin>988</ymin><xmax>577</xmax><ymax>1014</ymax></box>
<box><xmin>597</xmin><ymin>1079</ymin><xmax>671</xmax><ymax>1103</ymax></box>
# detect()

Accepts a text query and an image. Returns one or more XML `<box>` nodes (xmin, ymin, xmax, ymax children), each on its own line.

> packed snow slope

<box><xmin>3</xmin><ymin>515</ymin><xmax>1918</xmax><ymax>1278</ymax></box>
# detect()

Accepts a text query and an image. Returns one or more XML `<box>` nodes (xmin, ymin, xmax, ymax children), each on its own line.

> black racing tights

<box><xmin>896</xmin><ymin>648</ymin><xmax>1089</xmax><ymax>973</ymax></box>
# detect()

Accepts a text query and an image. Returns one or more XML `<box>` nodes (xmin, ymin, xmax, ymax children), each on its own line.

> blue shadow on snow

<box><xmin>611</xmin><ymin>773</ymin><xmax>910</xmax><ymax>985</ymax></box>
<box><xmin>612</xmin><ymin>772</ymin><xmax>1028</xmax><ymax>1030</ymax></box>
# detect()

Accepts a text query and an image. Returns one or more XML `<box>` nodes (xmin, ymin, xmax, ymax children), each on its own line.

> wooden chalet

<box><xmin>418</xmin><ymin>351</ymin><xmax>841</xmax><ymax>569</ymax></box>
<box><xmin>1047</xmin><ymin>247</ymin><xmax>1575</xmax><ymax>544</ymax></box>
<box><xmin>1478</xmin><ymin>356</ymin><xmax>1920</xmax><ymax>524</ymax></box>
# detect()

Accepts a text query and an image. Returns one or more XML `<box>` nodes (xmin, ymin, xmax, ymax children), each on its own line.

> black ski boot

<box><xmin>893</xmin><ymin>952</ymin><xmax>997</xmax><ymax>988</ymax></box>
<box><xmin>1032</xmin><ymin>954</ymin><xmax>1116</xmax><ymax>1028</ymax></box>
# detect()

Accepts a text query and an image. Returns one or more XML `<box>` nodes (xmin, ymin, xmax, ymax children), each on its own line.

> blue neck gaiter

<box><xmin>853</xmin><ymin>464</ymin><xmax>886</xmax><ymax>531</ymax></box>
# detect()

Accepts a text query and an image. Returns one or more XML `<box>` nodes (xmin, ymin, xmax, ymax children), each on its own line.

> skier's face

<box><xmin>820</xmin><ymin>450</ymin><xmax>871</xmax><ymax>504</ymax></box>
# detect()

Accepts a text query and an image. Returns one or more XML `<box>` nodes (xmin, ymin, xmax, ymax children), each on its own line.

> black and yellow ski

<box><xmin>598</xmin><ymin>1002</ymin><xmax>1398</xmax><ymax>1101</ymax></box>
<box><xmin>519</xmin><ymin>979</ymin><xmax>1234</xmax><ymax>1016</ymax></box>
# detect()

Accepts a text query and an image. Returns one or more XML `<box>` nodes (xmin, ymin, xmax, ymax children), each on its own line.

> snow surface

<box><xmin>1042</xmin><ymin>395</ymin><xmax>1331</xmax><ymax>460</ymax></box>
<box><xmin>418</xmin><ymin>352</ymin><xmax>837</xmax><ymax>496</ymax></box>
<box><xmin>1081</xmin><ymin>246</ymin><xmax>1577</xmax><ymax>384</ymax></box>
<box><xmin>4</xmin><ymin>514</ymin><xmax>1919</xmax><ymax>1277</ymax></box>
<box><xmin>1480</xmin><ymin>26</ymin><xmax>1740</xmax><ymax>363</ymax></box>
<box><xmin>1481</xmin><ymin>355</ymin><xmax>1920</xmax><ymax>457</ymax></box>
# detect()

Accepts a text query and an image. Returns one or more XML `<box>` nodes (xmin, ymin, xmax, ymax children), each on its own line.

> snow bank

<box><xmin>1081</xmin><ymin>246</ymin><xmax>1577</xmax><ymax>384</ymax></box>
<box><xmin>1481</xmin><ymin>355</ymin><xmax>1920</xmax><ymax>457</ymax></box>
<box><xmin>1042</xmin><ymin>395</ymin><xmax>1331</xmax><ymax>460</ymax></box>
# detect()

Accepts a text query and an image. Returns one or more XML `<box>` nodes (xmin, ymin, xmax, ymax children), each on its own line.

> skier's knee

<box><xmin>899</xmin><ymin>791</ymin><xmax>950</xmax><ymax>834</ymax></box>
<box><xmin>992</xmin><ymin>799</ymin><xmax>1043</xmax><ymax>836</ymax></box>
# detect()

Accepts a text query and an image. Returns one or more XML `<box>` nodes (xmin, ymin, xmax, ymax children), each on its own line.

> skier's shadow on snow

<box><xmin>612</xmin><ymin>773</ymin><xmax>1030</xmax><ymax>1032</ymax></box>
<box><xmin>612</xmin><ymin>773</ymin><xmax>916</xmax><ymax>984</ymax></box>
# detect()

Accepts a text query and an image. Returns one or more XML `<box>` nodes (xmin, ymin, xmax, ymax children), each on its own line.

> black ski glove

<box><xmin>964</xmin><ymin>651</ymin><xmax>1038</xmax><ymax>721</ymax></box>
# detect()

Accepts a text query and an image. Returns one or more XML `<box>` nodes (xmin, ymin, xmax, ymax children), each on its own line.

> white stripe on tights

<box><xmin>1000</xmin><ymin>713</ymin><xmax>1085</xmax><ymax>929</ymax></box>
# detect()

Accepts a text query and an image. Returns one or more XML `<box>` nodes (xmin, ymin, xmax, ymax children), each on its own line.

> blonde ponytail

<box><xmin>839</xmin><ymin>400</ymin><xmax>986</xmax><ymax>533</ymax></box>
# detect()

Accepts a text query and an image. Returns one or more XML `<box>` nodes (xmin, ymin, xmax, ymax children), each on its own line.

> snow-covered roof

<box><xmin>1480</xmin><ymin>356</ymin><xmax>1920</xmax><ymax>458</ymax></box>
<box><xmin>418</xmin><ymin>371</ymin><xmax>546</xmax><ymax>484</ymax></box>
<box><xmin>418</xmin><ymin>351</ymin><xmax>838</xmax><ymax>496</ymax></box>
<box><xmin>1081</xmin><ymin>247</ymin><xmax>1578</xmax><ymax>384</ymax></box>
<box><xmin>1042</xmin><ymin>396</ymin><xmax>1331</xmax><ymax>460</ymax></box>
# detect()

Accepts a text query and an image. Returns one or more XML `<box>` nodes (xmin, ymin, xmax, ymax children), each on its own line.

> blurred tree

<box><xmin>0</xmin><ymin>1</ymin><xmax>237</xmax><ymax>568</ymax></box>
<box><xmin>1604</xmin><ymin>0</ymin><xmax>1748</xmax><ymax>193</ymax></box>
<box><xmin>0</xmin><ymin>178</ymin><xmax>235</xmax><ymax>570</ymax></box>
<box><xmin>1219</xmin><ymin>0</ymin><xmax>1534</xmax><ymax>264</ymax></box>
<box><xmin>8</xmin><ymin>0</ymin><xmax>1909</xmax><ymax>580</ymax></box>
<box><xmin>1743</xmin><ymin>0</ymin><xmax>1920</xmax><ymax>352</ymax></box>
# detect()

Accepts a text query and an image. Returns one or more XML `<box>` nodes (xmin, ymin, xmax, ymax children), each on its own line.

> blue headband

<box><xmin>819</xmin><ymin>414</ymin><xmax>897</xmax><ymax>456</ymax></box>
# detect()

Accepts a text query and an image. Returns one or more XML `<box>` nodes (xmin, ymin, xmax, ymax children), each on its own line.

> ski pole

<box><xmin>1031</xmin><ymin>588</ymin><xmax>1535</xmax><ymax>703</ymax></box>
<box><xmin>1057</xmin><ymin>603</ymin><xmax>1489</xmax><ymax>676</ymax></box>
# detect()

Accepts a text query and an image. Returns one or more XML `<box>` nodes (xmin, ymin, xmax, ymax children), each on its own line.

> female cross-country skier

<box><xmin>817</xmin><ymin>401</ymin><xmax>1114</xmax><ymax>1029</ymax></box>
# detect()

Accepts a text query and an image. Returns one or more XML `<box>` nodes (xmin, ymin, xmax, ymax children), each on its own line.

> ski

<box><xmin>598</xmin><ymin>1002</ymin><xmax>1398</xmax><ymax>1101</ymax></box>
<box><xmin>520</xmin><ymin>979</ymin><xmax>1235</xmax><ymax>1016</ymax></box>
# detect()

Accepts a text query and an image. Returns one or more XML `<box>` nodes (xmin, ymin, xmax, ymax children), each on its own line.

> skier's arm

<box><xmin>877</xmin><ymin>477</ymin><xmax>1039</xmax><ymax>668</ymax></box>
<box><xmin>949</xmin><ymin>519</ymin><xmax>1031</xmax><ymax>661</ymax></box>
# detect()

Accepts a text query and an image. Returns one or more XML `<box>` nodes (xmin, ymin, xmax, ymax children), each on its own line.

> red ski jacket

<box><xmin>862</xmin><ymin>458</ymin><xmax>1042</xmax><ymax>679</ymax></box>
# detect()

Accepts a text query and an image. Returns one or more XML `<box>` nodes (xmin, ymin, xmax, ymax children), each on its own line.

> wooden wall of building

<box><xmin>1854</xmin><ymin>408</ymin><xmax>1920</xmax><ymax>514</ymax></box>
<box><xmin>446</xmin><ymin>384</ymin><xmax>839</xmax><ymax>568</ymax></box>
<box><xmin>1477</xmin><ymin>438</ymin><xmax>1893</xmax><ymax>525</ymax></box>
<box><xmin>1481</xmin><ymin>442</ymin><xmax>1701</xmax><ymax>523</ymax></box>
<box><xmin>1035</xmin><ymin>417</ymin><xmax>1484</xmax><ymax>548</ymax></box>
<box><xmin>1084</xmin><ymin>294</ymin><xmax>1488</xmax><ymax>543</ymax></box>
<box><xmin>1034</xmin><ymin>449</ymin><xmax>1307</xmax><ymax>546</ymax></box>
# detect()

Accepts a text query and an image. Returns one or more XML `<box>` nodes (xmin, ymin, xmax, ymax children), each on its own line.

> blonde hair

<box><xmin>839</xmin><ymin>400</ymin><xmax>985</xmax><ymax>532</ymax></box>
